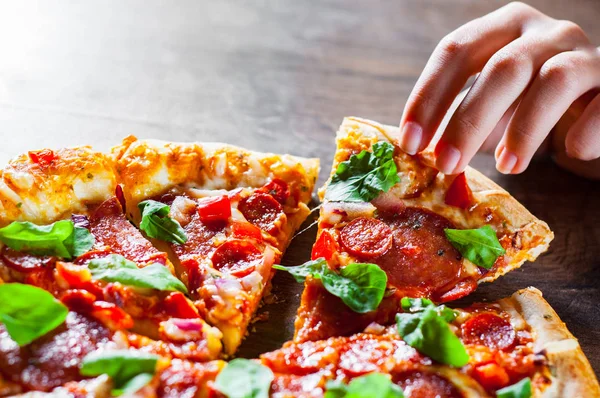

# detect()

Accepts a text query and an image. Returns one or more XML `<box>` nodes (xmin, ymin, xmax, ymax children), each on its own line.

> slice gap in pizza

<box><xmin>0</xmin><ymin>146</ymin><xmax>223</xmax><ymax>364</ymax></box>
<box><xmin>113</xmin><ymin>137</ymin><xmax>319</xmax><ymax>355</ymax></box>
<box><xmin>275</xmin><ymin>117</ymin><xmax>554</xmax><ymax>343</ymax></box>
<box><xmin>249</xmin><ymin>287</ymin><xmax>599</xmax><ymax>397</ymax></box>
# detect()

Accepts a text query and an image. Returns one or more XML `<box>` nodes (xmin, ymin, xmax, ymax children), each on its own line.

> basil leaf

<box><xmin>325</xmin><ymin>141</ymin><xmax>400</xmax><ymax>202</ymax></box>
<box><xmin>321</xmin><ymin>263</ymin><xmax>387</xmax><ymax>313</ymax></box>
<box><xmin>88</xmin><ymin>254</ymin><xmax>187</xmax><ymax>294</ymax></box>
<box><xmin>0</xmin><ymin>220</ymin><xmax>94</xmax><ymax>259</ymax></box>
<box><xmin>0</xmin><ymin>283</ymin><xmax>68</xmax><ymax>346</ymax></box>
<box><xmin>138</xmin><ymin>200</ymin><xmax>187</xmax><ymax>244</ymax></box>
<box><xmin>444</xmin><ymin>225</ymin><xmax>505</xmax><ymax>269</ymax></box>
<box><xmin>324</xmin><ymin>373</ymin><xmax>404</xmax><ymax>398</ymax></box>
<box><xmin>396</xmin><ymin>307</ymin><xmax>469</xmax><ymax>367</ymax></box>
<box><xmin>496</xmin><ymin>378</ymin><xmax>531</xmax><ymax>398</ymax></box>
<box><xmin>80</xmin><ymin>350</ymin><xmax>159</xmax><ymax>396</ymax></box>
<box><xmin>400</xmin><ymin>297</ymin><xmax>456</xmax><ymax>323</ymax></box>
<box><xmin>275</xmin><ymin>259</ymin><xmax>387</xmax><ymax>313</ymax></box>
<box><xmin>213</xmin><ymin>358</ymin><xmax>274</xmax><ymax>398</ymax></box>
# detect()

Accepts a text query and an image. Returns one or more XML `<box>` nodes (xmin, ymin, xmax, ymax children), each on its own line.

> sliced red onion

<box><xmin>71</xmin><ymin>214</ymin><xmax>90</xmax><ymax>229</ymax></box>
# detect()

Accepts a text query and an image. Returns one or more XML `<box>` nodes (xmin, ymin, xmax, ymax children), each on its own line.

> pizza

<box><xmin>278</xmin><ymin>117</ymin><xmax>556</xmax><ymax>343</ymax></box>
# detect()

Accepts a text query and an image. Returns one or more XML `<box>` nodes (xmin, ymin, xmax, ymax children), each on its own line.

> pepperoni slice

<box><xmin>395</xmin><ymin>371</ymin><xmax>462</xmax><ymax>398</ymax></box>
<box><xmin>375</xmin><ymin>208</ymin><xmax>465</xmax><ymax>298</ymax></box>
<box><xmin>461</xmin><ymin>312</ymin><xmax>516</xmax><ymax>350</ymax></box>
<box><xmin>258</xmin><ymin>178</ymin><xmax>290</xmax><ymax>204</ymax></box>
<box><xmin>339</xmin><ymin>217</ymin><xmax>393</xmax><ymax>259</ymax></box>
<box><xmin>0</xmin><ymin>246</ymin><xmax>55</xmax><ymax>272</ymax></box>
<box><xmin>238</xmin><ymin>193</ymin><xmax>284</xmax><ymax>235</ymax></box>
<box><xmin>210</xmin><ymin>239</ymin><xmax>262</xmax><ymax>277</ymax></box>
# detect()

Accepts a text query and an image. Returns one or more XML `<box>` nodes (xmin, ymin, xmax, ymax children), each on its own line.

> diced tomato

<box><xmin>231</xmin><ymin>220</ymin><xmax>263</xmax><ymax>241</ymax></box>
<box><xmin>162</xmin><ymin>291</ymin><xmax>199</xmax><ymax>319</ymax></box>
<box><xmin>197</xmin><ymin>195</ymin><xmax>232</xmax><ymax>223</ymax></box>
<box><xmin>258</xmin><ymin>178</ymin><xmax>290</xmax><ymax>204</ymax></box>
<box><xmin>444</xmin><ymin>172</ymin><xmax>473</xmax><ymax>209</ymax></box>
<box><xmin>311</xmin><ymin>230</ymin><xmax>336</xmax><ymax>261</ymax></box>
<box><xmin>472</xmin><ymin>363</ymin><xmax>510</xmax><ymax>391</ymax></box>
<box><xmin>28</xmin><ymin>149</ymin><xmax>57</xmax><ymax>168</ymax></box>
<box><xmin>90</xmin><ymin>301</ymin><xmax>134</xmax><ymax>330</ymax></box>
<box><xmin>56</xmin><ymin>262</ymin><xmax>92</xmax><ymax>287</ymax></box>
<box><xmin>61</xmin><ymin>289</ymin><xmax>97</xmax><ymax>312</ymax></box>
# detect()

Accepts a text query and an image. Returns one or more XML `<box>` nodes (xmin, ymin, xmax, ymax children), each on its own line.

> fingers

<box><xmin>564</xmin><ymin>92</ymin><xmax>600</xmax><ymax>161</ymax></box>
<box><xmin>497</xmin><ymin>47</ymin><xmax>600</xmax><ymax>173</ymax></box>
<box><xmin>399</xmin><ymin>2</ymin><xmax>545</xmax><ymax>155</ymax></box>
<box><xmin>434</xmin><ymin>20</ymin><xmax>590</xmax><ymax>174</ymax></box>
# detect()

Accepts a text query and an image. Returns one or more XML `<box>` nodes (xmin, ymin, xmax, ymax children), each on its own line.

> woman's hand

<box><xmin>398</xmin><ymin>2</ymin><xmax>600</xmax><ymax>175</ymax></box>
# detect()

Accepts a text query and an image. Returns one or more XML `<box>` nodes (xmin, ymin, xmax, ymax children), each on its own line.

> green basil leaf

<box><xmin>138</xmin><ymin>200</ymin><xmax>187</xmax><ymax>244</ymax></box>
<box><xmin>496</xmin><ymin>377</ymin><xmax>531</xmax><ymax>398</ymax></box>
<box><xmin>275</xmin><ymin>259</ymin><xmax>387</xmax><ymax>314</ymax></box>
<box><xmin>88</xmin><ymin>254</ymin><xmax>187</xmax><ymax>294</ymax></box>
<box><xmin>396</xmin><ymin>307</ymin><xmax>469</xmax><ymax>367</ymax></box>
<box><xmin>321</xmin><ymin>263</ymin><xmax>387</xmax><ymax>313</ymax></box>
<box><xmin>444</xmin><ymin>225</ymin><xmax>505</xmax><ymax>269</ymax></box>
<box><xmin>400</xmin><ymin>297</ymin><xmax>457</xmax><ymax>323</ymax></box>
<box><xmin>0</xmin><ymin>283</ymin><xmax>68</xmax><ymax>346</ymax></box>
<box><xmin>0</xmin><ymin>220</ymin><xmax>94</xmax><ymax>259</ymax></box>
<box><xmin>325</xmin><ymin>141</ymin><xmax>400</xmax><ymax>202</ymax></box>
<box><xmin>213</xmin><ymin>358</ymin><xmax>274</xmax><ymax>398</ymax></box>
<box><xmin>80</xmin><ymin>349</ymin><xmax>159</xmax><ymax>395</ymax></box>
<box><xmin>273</xmin><ymin>259</ymin><xmax>326</xmax><ymax>283</ymax></box>
<box><xmin>324</xmin><ymin>373</ymin><xmax>404</xmax><ymax>398</ymax></box>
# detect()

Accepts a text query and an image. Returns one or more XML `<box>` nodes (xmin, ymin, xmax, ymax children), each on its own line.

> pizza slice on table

<box><xmin>275</xmin><ymin>117</ymin><xmax>554</xmax><ymax>343</ymax></box>
<box><xmin>113</xmin><ymin>136</ymin><xmax>319</xmax><ymax>355</ymax></box>
<box><xmin>0</xmin><ymin>147</ymin><xmax>223</xmax><ymax>364</ymax></box>
<box><xmin>213</xmin><ymin>288</ymin><xmax>600</xmax><ymax>397</ymax></box>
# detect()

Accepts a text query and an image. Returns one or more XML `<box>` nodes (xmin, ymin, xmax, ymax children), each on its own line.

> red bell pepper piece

<box><xmin>444</xmin><ymin>172</ymin><xmax>473</xmax><ymax>209</ymax></box>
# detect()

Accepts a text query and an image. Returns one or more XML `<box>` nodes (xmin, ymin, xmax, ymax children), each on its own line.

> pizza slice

<box><xmin>281</xmin><ymin>117</ymin><xmax>554</xmax><ymax>343</ymax></box>
<box><xmin>0</xmin><ymin>147</ymin><xmax>223</xmax><ymax>361</ymax></box>
<box><xmin>214</xmin><ymin>288</ymin><xmax>597</xmax><ymax>397</ymax></box>
<box><xmin>113</xmin><ymin>136</ymin><xmax>319</xmax><ymax>355</ymax></box>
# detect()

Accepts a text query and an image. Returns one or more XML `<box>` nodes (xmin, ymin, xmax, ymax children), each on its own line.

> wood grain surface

<box><xmin>0</xmin><ymin>0</ymin><xmax>599</xmax><ymax>376</ymax></box>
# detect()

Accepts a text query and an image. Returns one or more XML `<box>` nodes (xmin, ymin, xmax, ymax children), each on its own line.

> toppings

<box><xmin>461</xmin><ymin>313</ymin><xmax>516</xmax><ymax>350</ymax></box>
<box><xmin>311</xmin><ymin>230</ymin><xmax>337</xmax><ymax>261</ymax></box>
<box><xmin>170</xmin><ymin>196</ymin><xmax>198</xmax><ymax>227</ymax></box>
<box><xmin>395</xmin><ymin>371</ymin><xmax>460</xmax><ymax>398</ymax></box>
<box><xmin>325</xmin><ymin>141</ymin><xmax>400</xmax><ymax>202</ymax></box>
<box><xmin>87</xmin><ymin>254</ymin><xmax>188</xmax><ymax>293</ymax></box>
<box><xmin>496</xmin><ymin>377</ymin><xmax>532</xmax><ymax>398</ymax></box>
<box><xmin>444</xmin><ymin>172</ymin><xmax>473</xmax><ymax>209</ymax></box>
<box><xmin>274</xmin><ymin>259</ymin><xmax>387</xmax><ymax>314</ymax></box>
<box><xmin>162</xmin><ymin>292</ymin><xmax>199</xmax><ymax>319</ymax></box>
<box><xmin>0</xmin><ymin>283</ymin><xmax>68</xmax><ymax>346</ymax></box>
<box><xmin>231</xmin><ymin>220</ymin><xmax>263</xmax><ymax>241</ymax></box>
<box><xmin>0</xmin><ymin>246</ymin><xmax>55</xmax><ymax>272</ymax></box>
<box><xmin>197</xmin><ymin>195</ymin><xmax>232</xmax><ymax>223</ymax></box>
<box><xmin>257</xmin><ymin>178</ymin><xmax>290</xmax><ymax>204</ymax></box>
<box><xmin>339</xmin><ymin>217</ymin><xmax>393</xmax><ymax>259</ymax></box>
<box><xmin>138</xmin><ymin>200</ymin><xmax>187</xmax><ymax>244</ymax></box>
<box><xmin>210</xmin><ymin>239</ymin><xmax>262</xmax><ymax>278</ymax></box>
<box><xmin>396</xmin><ymin>298</ymin><xmax>469</xmax><ymax>367</ymax></box>
<box><xmin>214</xmin><ymin>358</ymin><xmax>274</xmax><ymax>398</ymax></box>
<box><xmin>444</xmin><ymin>225</ymin><xmax>505</xmax><ymax>269</ymax></box>
<box><xmin>28</xmin><ymin>149</ymin><xmax>57</xmax><ymax>167</ymax></box>
<box><xmin>238</xmin><ymin>192</ymin><xmax>284</xmax><ymax>235</ymax></box>
<box><xmin>80</xmin><ymin>350</ymin><xmax>159</xmax><ymax>396</ymax></box>
<box><xmin>325</xmin><ymin>373</ymin><xmax>404</xmax><ymax>397</ymax></box>
<box><xmin>473</xmin><ymin>363</ymin><xmax>510</xmax><ymax>390</ymax></box>
<box><xmin>0</xmin><ymin>220</ymin><xmax>94</xmax><ymax>260</ymax></box>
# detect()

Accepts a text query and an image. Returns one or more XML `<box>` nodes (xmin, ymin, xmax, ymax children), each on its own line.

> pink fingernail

<box><xmin>496</xmin><ymin>147</ymin><xmax>518</xmax><ymax>174</ymax></box>
<box><xmin>435</xmin><ymin>143</ymin><xmax>461</xmax><ymax>175</ymax></box>
<box><xmin>399</xmin><ymin>121</ymin><xmax>423</xmax><ymax>155</ymax></box>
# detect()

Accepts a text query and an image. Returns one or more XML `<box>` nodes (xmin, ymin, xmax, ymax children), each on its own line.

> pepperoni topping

<box><xmin>311</xmin><ymin>230</ymin><xmax>337</xmax><ymax>261</ymax></box>
<box><xmin>375</xmin><ymin>208</ymin><xmax>466</xmax><ymax>298</ymax></box>
<box><xmin>238</xmin><ymin>193</ymin><xmax>284</xmax><ymax>235</ymax></box>
<box><xmin>257</xmin><ymin>178</ymin><xmax>290</xmax><ymax>204</ymax></box>
<box><xmin>444</xmin><ymin>172</ymin><xmax>473</xmax><ymax>209</ymax></box>
<box><xmin>339</xmin><ymin>217</ymin><xmax>393</xmax><ymax>259</ymax></box>
<box><xmin>172</xmin><ymin>213</ymin><xmax>224</xmax><ymax>261</ymax></box>
<box><xmin>461</xmin><ymin>313</ymin><xmax>516</xmax><ymax>350</ymax></box>
<box><xmin>395</xmin><ymin>371</ymin><xmax>462</xmax><ymax>398</ymax></box>
<box><xmin>211</xmin><ymin>239</ymin><xmax>262</xmax><ymax>277</ymax></box>
<box><xmin>0</xmin><ymin>246</ymin><xmax>56</xmax><ymax>273</ymax></box>
<box><xmin>73</xmin><ymin>248</ymin><xmax>113</xmax><ymax>265</ymax></box>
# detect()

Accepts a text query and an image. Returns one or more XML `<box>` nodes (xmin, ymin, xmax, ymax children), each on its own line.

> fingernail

<box><xmin>435</xmin><ymin>143</ymin><xmax>461</xmax><ymax>175</ymax></box>
<box><xmin>399</xmin><ymin>121</ymin><xmax>423</xmax><ymax>155</ymax></box>
<box><xmin>496</xmin><ymin>147</ymin><xmax>518</xmax><ymax>174</ymax></box>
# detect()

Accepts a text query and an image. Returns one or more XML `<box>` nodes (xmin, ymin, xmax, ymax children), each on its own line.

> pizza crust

<box><xmin>500</xmin><ymin>287</ymin><xmax>600</xmax><ymax>397</ymax></box>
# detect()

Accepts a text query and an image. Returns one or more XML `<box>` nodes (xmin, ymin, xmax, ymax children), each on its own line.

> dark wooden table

<box><xmin>1</xmin><ymin>0</ymin><xmax>599</xmax><ymax>376</ymax></box>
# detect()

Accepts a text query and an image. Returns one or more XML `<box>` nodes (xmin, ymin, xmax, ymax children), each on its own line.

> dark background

<box><xmin>1</xmin><ymin>0</ymin><xmax>599</xmax><ymax>376</ymax></box>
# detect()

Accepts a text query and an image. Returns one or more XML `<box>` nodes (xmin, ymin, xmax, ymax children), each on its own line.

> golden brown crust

<box><xmin>501</xmin><ymin>287</ymin><xmax>600</xmax><ymax>397</ymax></box>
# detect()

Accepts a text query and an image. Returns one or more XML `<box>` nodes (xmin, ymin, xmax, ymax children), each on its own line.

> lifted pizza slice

<box><xmin>285</xmin><ymin>117</ymin><xmax>553</xmax><ymax>342</ymax></box>
<box><xmin>113</xmin><ymin>137</ymin><xmax>319</xmax><ymax>355</ymax></box>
